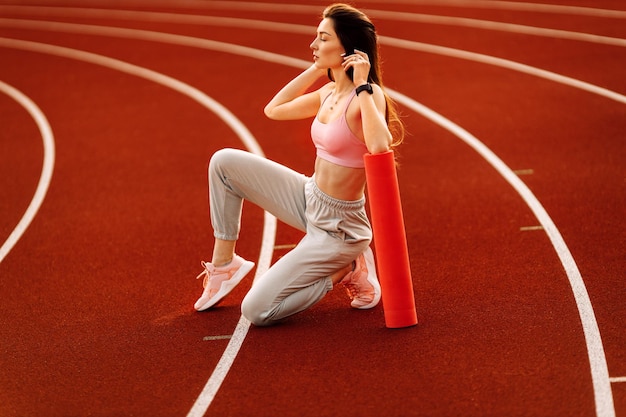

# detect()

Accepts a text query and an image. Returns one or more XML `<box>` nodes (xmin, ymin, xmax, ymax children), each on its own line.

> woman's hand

<box><xmin>310</xmin><ymin>63</ymin><xmax>328</xmax><ymax>77</ymax></box>
<box><xmin>342</xmin><ymin>49</ymin><xmax>370</xmax><ymax>86</ymax></box>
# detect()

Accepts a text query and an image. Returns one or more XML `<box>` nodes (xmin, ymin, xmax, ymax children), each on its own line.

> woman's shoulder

<box><xmin>371</xmin><ymin>83</ymin><xmax>383</xmax><ymax>94</ymax></box>
<box><xmin>369</xmin><ymin>83</ymin><xmax>388</xmax><ymax>110</ymax></box>
<box><xmin>317</xmin><ymin>82</ymin><xmax>334</xmax><ymax>96</ymax></box>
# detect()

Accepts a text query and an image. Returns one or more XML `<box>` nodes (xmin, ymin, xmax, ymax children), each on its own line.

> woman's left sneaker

<box><xmin>341</xmin><ymin>247</ymin><xmax>381</xmax><ymax>309</ymax></box>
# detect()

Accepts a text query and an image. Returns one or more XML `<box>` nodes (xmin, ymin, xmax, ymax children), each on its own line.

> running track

<box><xmin>0</xmin><ymin>1</ymin><xmax>624</xmax><ymax>416</ymax></box>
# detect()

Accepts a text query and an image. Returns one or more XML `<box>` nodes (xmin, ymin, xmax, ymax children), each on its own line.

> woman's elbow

<box><xmin>367</xmin><ymin>134</ymin><xmax>393</xmax><ymax>154</ymax></box>
<box><xmin>264</xmin><ymin>106</ymin><xmax>288</xmax><ymax>120</ymax></box>
<box><xmin>368</xmin><ymin>144</ymin><xmax>389</xmax><ymax>155</ymax></box>
<box><xmin>263</xmin><ymin>105</ymin><xmax>275</xmax><ymax>119</ymax></box>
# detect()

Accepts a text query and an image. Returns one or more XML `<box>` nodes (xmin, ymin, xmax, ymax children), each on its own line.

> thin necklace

<box><xmin>329</xmin><ymin>91</ymin><xmax>339</xmax><ymax>111</ymax></box>
<box><xmin>329</xmin><ymin>89</ymin><xmax>346</xmax><ymax>111</ymax></box>
<box><xmin>329</xmin><ymin>85</ymin><xmax>353</xmax><ymax>111</ymax></box>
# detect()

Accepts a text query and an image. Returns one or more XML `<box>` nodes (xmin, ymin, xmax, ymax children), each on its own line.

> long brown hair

<box><xmin>323</xmin><ymin>3</ymin><xmax>405</xmax><ymax>148</ymax></box>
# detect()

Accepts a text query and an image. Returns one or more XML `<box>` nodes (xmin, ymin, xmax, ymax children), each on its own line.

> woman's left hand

<box><xmin>342</xmin><ymin>49</ymin><xmax>370</xmax><ymax>86</ymax></box>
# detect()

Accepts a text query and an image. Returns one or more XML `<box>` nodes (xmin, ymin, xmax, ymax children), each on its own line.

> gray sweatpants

<box><xmin>208</xmin><ymin>148</ymin><xmax>372</xmax><ymax>326</ymax></box>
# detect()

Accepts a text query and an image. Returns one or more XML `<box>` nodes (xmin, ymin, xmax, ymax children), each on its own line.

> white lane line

<box><xmin>520</xmin><ymin>226</ymin><xmax>544</xmax><ymax>231</ymax></box>
<box><xmin>16</xmin><ymin>0</ymin><xmax>621</xmax><ymax>19</ymax></box>
<box><xmin>390</xmin><ymin>89</ymin><xmax>614</xmax><ymax>417</ymax></box>
<box><xmin>380</xmin><ymin>36</ymin><xmax>626</xmax><ymax>105</ymax></box>
<box><xmin>202</xmin><ymin>335</ymin><xmax>232</xmax><ymax>341</ymax></box>
<box><xmin>0</xmin><ymin>16</ymin><xmax>616</xmax><ymax>417</ymax></box>
<box><xmin>0</xmin><ymin>37</ymin><xmax>266</xmax><ymax>156</ymax></box>
<box><xmin>0</xmin><ymin>18</ymin><xmax>306</xmax><ymax>70</ymax></box>
<box><xmin>365</xmin><ymin>10</ymin><xmax>626</xmax><ymax>47</ymax></box>
<box><xmin>1</xmin><ymin>6</ymin><xmax>625</xmax><ymax>48</ymax></box>
<box><xmin>187</xmin><ymin>210</ymin><xmax>275</xmax><ymax>417</ymax></box>
<box><xmin>0</xmin><ymin>81</ymin><xmax>55</xmax><ymax>264</ymax></box>
<box><xmin>1</xmin><ymin>18</ymin><xmax>625</xmax><ymax>106</ymax></box>
<box><xmin>274</xmin><ymin>243</ymin><xmax>297</xmax><ymax>250</ymax></box>
<box><xmin>514</xmin><ymin>169</ymin><xmax>534</xmax><ymax>176</ymax></box>
<box><xmin>0</xmin><ymin>36</ymin><xmax>277</xmax><ymax>416</ymax></box>
<box><xmin>358</xmin><ymin>0</ymin><xmax>626</xmax><ymax>19</ymax></box>
<box><xmin>610</xmin><ymin>376</ymin><xmax>626</xmax><ymax>383</ymax></box>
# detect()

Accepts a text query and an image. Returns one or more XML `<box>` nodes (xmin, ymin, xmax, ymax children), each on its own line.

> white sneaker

<box><xmin>194</xmin><ymin>255</ymin><xmax>255</xmax><ymax>311</ymax></box>
<box><xmin>341</xmin><ymin>247</ymin><xmax>381</xmax><ymax>309</ymax></box>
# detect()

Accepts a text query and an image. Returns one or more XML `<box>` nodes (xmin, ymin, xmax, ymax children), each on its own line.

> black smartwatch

<box><xmin>356</xmin><ymin>83</ymin><xmax>373</xmax><ymax>96</ymax></box>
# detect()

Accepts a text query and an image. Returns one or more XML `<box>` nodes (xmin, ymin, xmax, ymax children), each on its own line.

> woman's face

<box><xmin>310</xmin><ymin>18</ymin><xmax>344</xmax><ymax>69</ymax></box>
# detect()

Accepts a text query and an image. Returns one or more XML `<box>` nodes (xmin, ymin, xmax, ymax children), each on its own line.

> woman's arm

<box><xmin>264</xmin><ymin>65</ymin><xmax>328</xmax><ymax>120</ymax></box>
<box><xmin>357</xmin><ymin>84</ymin><xmax>392</xmax><ymax>154</ymax></box>
<box><xmin>345</xmin><ymin>51</ymin><xmax>393</xmax><ymax>154</ymax></box>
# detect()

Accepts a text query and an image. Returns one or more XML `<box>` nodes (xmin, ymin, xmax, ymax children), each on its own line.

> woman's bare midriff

<box><xmin>314</xmin><ymin>157</ymin><xmax>366</xmax><ymax>201</ymax></box>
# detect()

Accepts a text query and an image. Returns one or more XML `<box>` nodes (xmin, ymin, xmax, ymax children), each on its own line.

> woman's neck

<box><xmin>330</xmin><ymin>69</ymin><xmax>354</xmax><ymax>92</ymax></box>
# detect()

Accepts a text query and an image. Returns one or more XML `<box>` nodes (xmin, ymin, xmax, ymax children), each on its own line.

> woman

<box><xmin>194</xmin><ymin>3</ymin><xmax>404</xmax><ymax>326</ymax></box>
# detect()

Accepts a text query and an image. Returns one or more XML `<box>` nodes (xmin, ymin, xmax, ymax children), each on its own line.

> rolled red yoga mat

<box><xmin>364</xmin><ymin>150</ymin><xmax>418</xmax><ymax>328</ymax></box>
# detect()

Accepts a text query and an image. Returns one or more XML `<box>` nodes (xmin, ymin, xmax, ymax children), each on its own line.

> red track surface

<box><xmin>1</xmin><ymin>1</ymin><xmax>625</xmax><ymax>416</ymax></box>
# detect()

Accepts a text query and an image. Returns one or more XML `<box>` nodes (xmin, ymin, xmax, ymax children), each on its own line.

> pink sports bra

<box><xmin>311</xmin><ymin>90</ymin><xmax>368</xmax><ymax>169</ymax></box>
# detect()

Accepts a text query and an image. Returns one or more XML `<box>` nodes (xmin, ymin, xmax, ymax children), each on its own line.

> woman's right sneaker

<box><xmin>194</xmin><ymin>254</ymin><xmax>255</xmax><ymax>311</ymax></box>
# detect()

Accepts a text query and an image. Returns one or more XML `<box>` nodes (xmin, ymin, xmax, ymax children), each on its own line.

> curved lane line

<box><xmin>7</xmin><ymin>0</ymin><xmax>625</xmax><ymax>20</ymax></box>
<box><xmin>380</xmin><ymin>36</ymin><xmax>626</xmax><ymax>104</ymax></box>
<box><xmin>358</xmin><ymin>0</ymin><xmax>626</xmax><ymax>18</ymax></box>
<box><xmin>0</xmin><ymin>81</ymin><xmax>55</xmax><ymax>264</ymax></box>
<box><xmin>0</xmin><ymin>16</ymin><xmax>617</xmax><ymax>417</ymax></box>
<box><xmin>0</xmin><ymin>38</ymin><xmax>266</xmax><ymax>157</ymax></box>
<box><xmin>390</xmin><ymin>90</ymin><xmax>615</xmax><ymax>417</ymax></box>
<box><xmin>1</xmin><ymin>18</ymin><xmax>625</xmax><ymax>106</ymax></box>
<box><xmin>365</xmin><ymin>10</ymin><xmax>626</xmax><ymax>47</ymax></box>
<box><xmin>45</xmin><ymin>0</ymin><xmax>623</xmax><ymax>19</ymax></box>
<box><xmin>0</xmin><ymin>36</ymin><xmax>277</xmax><ymax>414</ymax></box>
<box><xmin>1</xmin><ymin>7</ymin><xmax>625</xmax><ymax>48</ymax></box>
<box><xmin>187</xmin><ymin>211</ymin><xmax>275</xmax><ymax>417</ymax></box>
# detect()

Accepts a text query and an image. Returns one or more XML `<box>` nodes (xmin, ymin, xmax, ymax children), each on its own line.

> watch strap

<box><xmin>356</xmin><ymin>83</ymin><xmax>373</xmax><ymax>96</ymax></box>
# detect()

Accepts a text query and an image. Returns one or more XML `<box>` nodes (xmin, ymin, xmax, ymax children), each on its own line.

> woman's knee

<box><xmin>209</xmin><ymin>148</ymin><xmax>239</xmax><ymax>173</ymax></box>
<box><xmin>241</xmin><ymin>293</ymin><xmax>274</xmax><ymax>327</ymax></box>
